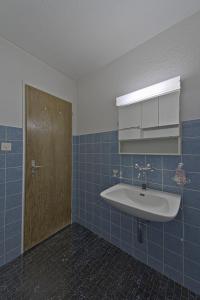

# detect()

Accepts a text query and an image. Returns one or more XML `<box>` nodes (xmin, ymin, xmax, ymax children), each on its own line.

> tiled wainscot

<box><xmin>0</xmin><ymin>121</ymin><xmax>200</xmax><ymax>295</ymax></box>
<box><xmin>72</xmin><ymin>119</ymin><xmax>200</xmax><ymax>295</ymax></box>
<box><xmin>0</xmin><ymin>125</ymin><xmax>23</xmax><ymax>266</ymax></box>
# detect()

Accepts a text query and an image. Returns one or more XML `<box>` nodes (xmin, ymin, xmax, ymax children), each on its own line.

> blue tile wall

<box><xmin>0</xmin><ymin>125</ymin><xmax>22</xmax><ymax>267</ymax></box>
<box><xmin>1</xmin><ymin>122</ymin><xmax>199</xmax><ymax>293</ymax></box>
<box><xmin>72</xmin><ymin>119</ymin><xmax>200</xmax><ymax>295</ymax></box>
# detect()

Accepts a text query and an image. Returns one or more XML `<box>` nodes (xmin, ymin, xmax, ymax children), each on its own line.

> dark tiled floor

<box><xmin>0</xmin><ymin>224</ymin><xmax>199</xmax><ymax>300</ymax></box>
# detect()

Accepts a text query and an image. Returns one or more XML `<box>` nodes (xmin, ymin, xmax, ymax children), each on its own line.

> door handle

<box><xmin>31</xmin><ymin>160</ymin><xmax>43</xmax><ymax>174</ymax></box>
<box><xmin>33</xmin><ymin>165</ymin><xmax>43</xmax><ymax>169</ymax></box>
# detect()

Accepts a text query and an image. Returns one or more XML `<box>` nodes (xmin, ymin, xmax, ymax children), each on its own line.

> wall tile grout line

<box><xmin>3</xmin><ymin>127</ymin><xmax>7</xmax><ymax>266</ymax></box>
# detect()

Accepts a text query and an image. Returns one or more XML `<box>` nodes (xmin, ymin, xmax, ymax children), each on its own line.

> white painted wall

<box><xmin>77</xmin><ymin>11</ymin><xmax>200</xmax><ymax>134</ymax></box>
<box><xmin>0</xmin><ymin>36</ymin><xmax>77</xmax><ymax>133</ymax></box>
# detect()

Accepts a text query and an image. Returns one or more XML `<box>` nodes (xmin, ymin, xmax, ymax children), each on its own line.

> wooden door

<box><xmin>24</xmin><ymin>85</ymin><xmax>72</xmax><ymax>251</ymax></box>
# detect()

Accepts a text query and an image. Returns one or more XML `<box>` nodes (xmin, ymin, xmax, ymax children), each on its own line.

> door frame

<box><xmin>21</xmin><ymin>81</ymin><xmax>72</xmax><ymax>252</ymax></box>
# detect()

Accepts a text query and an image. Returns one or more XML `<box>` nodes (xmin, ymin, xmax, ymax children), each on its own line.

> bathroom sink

<box><xmin>100</xmin><ymin>183</ymin><xmax>181</xmax><ymax>222</ymax></box>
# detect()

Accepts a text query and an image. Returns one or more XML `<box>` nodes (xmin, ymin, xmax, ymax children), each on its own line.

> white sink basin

<box><xmin>100</xmin><ymin>183</ymin><xmax>181</xmax><ymax>222</ymax></box>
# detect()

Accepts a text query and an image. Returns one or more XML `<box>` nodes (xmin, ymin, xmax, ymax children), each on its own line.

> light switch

<box><xmin>1</xmin><ymin>142</ymin><xmax>12</xmax><ymax>151</ymax></box>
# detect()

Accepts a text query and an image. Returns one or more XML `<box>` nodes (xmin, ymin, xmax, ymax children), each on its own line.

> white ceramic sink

<box><xmin>100</xmin><ymin>183</ymin><xmax>181</xmax><ymax>222</ymax></box>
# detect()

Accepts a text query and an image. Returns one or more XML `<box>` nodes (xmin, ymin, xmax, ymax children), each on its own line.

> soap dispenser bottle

<box><xmin>174</xmin><ymin>163</ymin><xmax>187</xmax><ymax>186</ymax></box>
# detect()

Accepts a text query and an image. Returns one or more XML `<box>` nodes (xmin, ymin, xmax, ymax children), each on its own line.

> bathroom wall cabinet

<box><xmin>118</xmin><ymin>91</ymin><xmax>181</xmax><ymax>155</ymax></box>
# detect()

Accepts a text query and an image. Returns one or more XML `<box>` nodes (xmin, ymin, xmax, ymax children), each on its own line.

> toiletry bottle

<box><xmin>174</xmin><ymin>163</ymin><xmax>186</xmax><ymax>185</ymax></box>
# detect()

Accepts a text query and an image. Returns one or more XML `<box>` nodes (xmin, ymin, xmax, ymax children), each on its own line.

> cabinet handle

<box><xmin>119</xmin><ymin>126</ymin><xmax>140</xmax><ymax>130</ymax></box>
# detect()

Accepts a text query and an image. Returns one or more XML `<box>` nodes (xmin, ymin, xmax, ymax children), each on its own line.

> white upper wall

<box><xmin>77</xmin><ymin>11</ymin><xmax>200</xmax><ymax>134</ymax></box>
<box><xmin>0</xmin><ymin>0</ymin><xmax>200</xmax><ymax>79</ymax></box>
<box><xmin>0</xmin><ymin>36</ymin><xmax>77</xmax><ymax>133</ymax></box>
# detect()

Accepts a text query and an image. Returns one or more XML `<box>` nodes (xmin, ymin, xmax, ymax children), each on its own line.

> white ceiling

<box><xmin>0</xmin><ymin>0</ymin><xmax>200</xmax><ymax>80</ymax></box>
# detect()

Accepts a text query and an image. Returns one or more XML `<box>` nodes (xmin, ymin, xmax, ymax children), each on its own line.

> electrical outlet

<box><xmin>1</xmin><ymin>142</ymin><xmax>12</xmax><ymax>151</ymax></box>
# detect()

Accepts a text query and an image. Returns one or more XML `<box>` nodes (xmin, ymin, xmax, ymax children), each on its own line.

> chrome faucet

<box><xmin>134</xmin><ymin>163</ymin><xmax>154</xmax><ymax>180</ymax></box>
<box><xmin>135</xmin><ymin>163</ymin><xmax>153</xmax><ymax>172</ymax></box>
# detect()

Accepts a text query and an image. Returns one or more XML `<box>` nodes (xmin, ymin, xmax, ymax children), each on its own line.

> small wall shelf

<box><xmin>119</xmin><ymin>137</ymin><xmax>181</xmax><ymax>155</ymax></box>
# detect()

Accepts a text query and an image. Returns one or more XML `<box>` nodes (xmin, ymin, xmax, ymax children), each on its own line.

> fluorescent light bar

<box><xmin>116</xmin><ymin>76</ymin><xmax>180</xmax><ymax>107</ymax></box>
